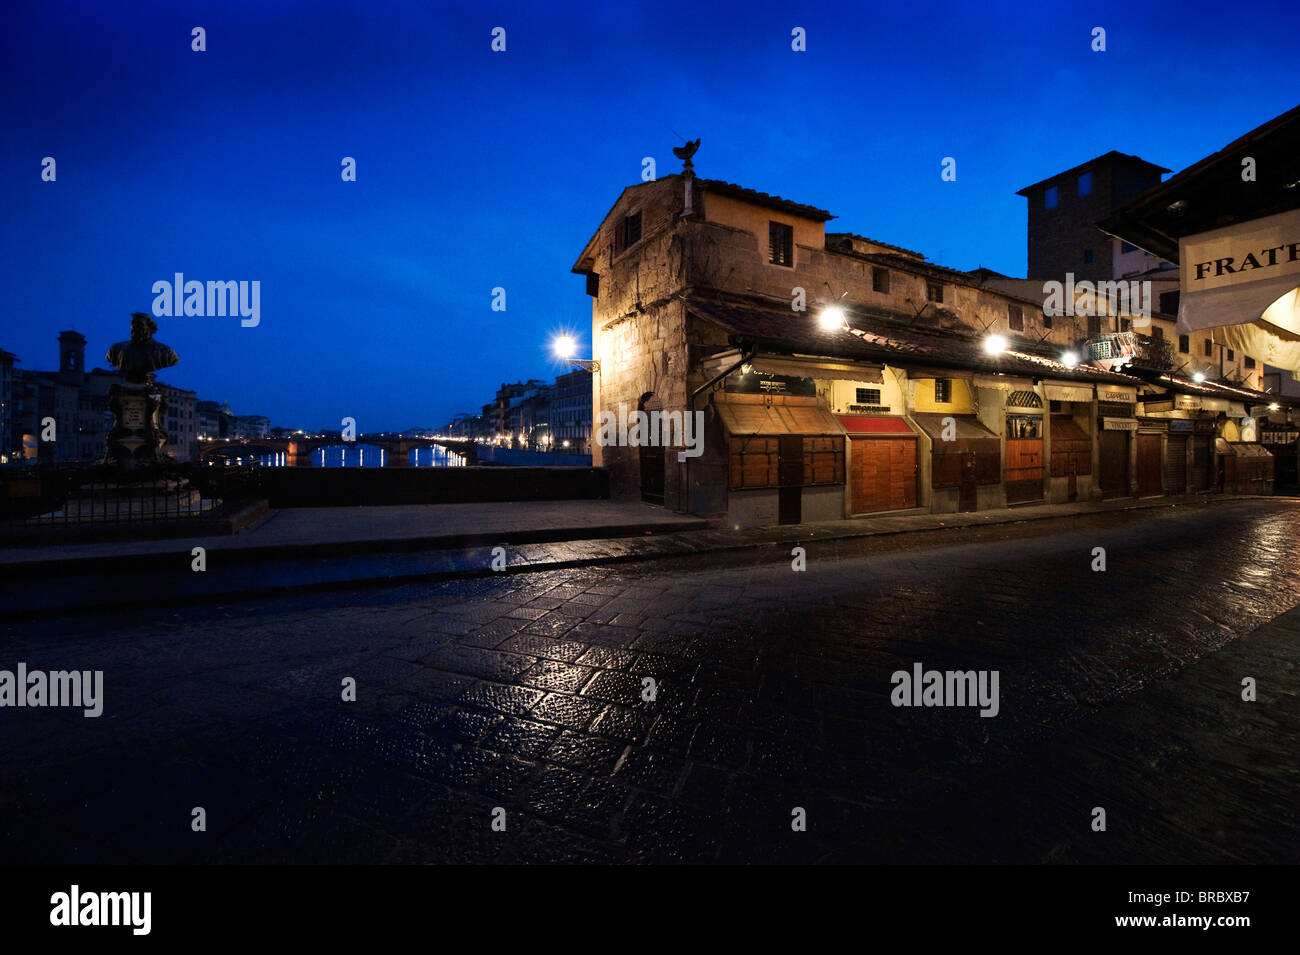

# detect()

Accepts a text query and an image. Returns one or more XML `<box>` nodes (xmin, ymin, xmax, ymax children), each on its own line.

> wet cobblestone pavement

<box><xmin>2</xmin><ymin>499</ymin><xmax>1298</xmax><ymax>863</ymax></box>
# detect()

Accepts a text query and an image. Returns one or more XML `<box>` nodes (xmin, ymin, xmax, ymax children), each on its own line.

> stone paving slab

<box><xmin>2</xmin><ymin>501</ymin><xmax>1299</xmax><ymax>863</ymax></box>
<box><xmin>0</xmin><ymin>499</ymin><xmax>709</xmax><ymax>565</ymax></box>
<box><xmin>2</xmin><ymin>495</ymin><xmax>1293</xmax><ymax>619</ymax></box>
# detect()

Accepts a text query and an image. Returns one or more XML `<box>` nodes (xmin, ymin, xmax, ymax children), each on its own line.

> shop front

<box><xmin>1190</xmin><ymin>419</ymin><xmax>1216</xmax><ymax>492</ymax></box>
<box><xmin>910</xmin><ymin>412</ymin><xmax>1001</xmax><ymax>513</ymax></box>
<box><xmin>1044</xmin><ymin>382</ymin><xmax>1094</xmax><ymax>503</ymax></box>
<box><xmin>1096</xmin><ymin>386</ymin><xmax>1139</xmax><ymax>499</ymax></box>
<box><xmin>716</xmin><ymin>393</ymin><xmax>845</xmax><ymax>526</ymax></box>
<box><xmin>1003</xmin><ymin>390</ymin><xmax>1045</xmax><ymax>506</ymax></box>
<box><xmin>1166</xmin><ymin>419</ymin><xmax>1192</xmax><ymax>492</ymax></box>
<box><xmin>838</xmin><ymin>415</ymin><xmax>918</xmax><ymax>515</ymax></box>
<box><xmin>1260</xmin><ymin>416</ymin><xmax>1299</xmax><ymax>492</ymax></box>
<box><xmin>1135</xmin><ymin>418</ymin><xmax>1166</xmax><ymax>497</ymax></box>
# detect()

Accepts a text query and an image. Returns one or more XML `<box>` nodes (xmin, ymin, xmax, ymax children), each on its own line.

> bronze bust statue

<box><xmin>105</xmin><ymin>313</ymin><xmax>180</xmax><ymax>468</ymax></box>
<box><xmin>106</xmin><ymin>312</ymin><xmax>179</xmax><ymax>385</ymax></box>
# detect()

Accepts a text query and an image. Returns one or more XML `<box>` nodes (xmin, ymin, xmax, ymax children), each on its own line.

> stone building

<box><xmin>571</xmin><ymin>147</ymin><xmax>1294</xmax><ymax>525</ymax></box>
<box><xmin>0</xmin><ymin>349</ymin><xmax>17</xmax><ymax>463</ymax></box>
<box><xmin>8</xmin><ymin>331</ymin><xmax>121</xmax><ymax>465</ymax></box>
<box><xmin>156</xmin><ymin>381</ymin><xmax>198</xmax><ymax>462</ymax></box>
<box><xmin>551</xmin><ymin>367</ymin><xmax>593</xmax><ymax>454</ymax></box>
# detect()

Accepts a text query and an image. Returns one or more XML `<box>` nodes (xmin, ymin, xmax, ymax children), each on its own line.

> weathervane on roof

<box><xmin>673</xmin><ymin>138</ymin><xmax>700</xmax><ymax>176</ymax></box>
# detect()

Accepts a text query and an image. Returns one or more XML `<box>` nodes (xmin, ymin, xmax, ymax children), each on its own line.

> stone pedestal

<box><xmin>47</xmin><ymin>480</ymin><xmax>216</xmax><ymax>521</ymax></box>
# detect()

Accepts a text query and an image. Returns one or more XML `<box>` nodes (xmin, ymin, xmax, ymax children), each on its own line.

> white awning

<box><xmin>749</xmin><ymin>353</ymin><xmax>883</xmax><ymax>382</ymax></box>
<box><xmin>1096</xmin><ymin>385</ymin><xmax>1138</xmax><ymax>403</ymax></box>
<box><xmin>1044</xmin><ymin>382</ymin><xmax>1094</xmax><ymax>403</ymax></box>
<box><xmin>1177</xmin><ymin>209</ymin><xmax>1300</xmax><ymax>374</ymax></box>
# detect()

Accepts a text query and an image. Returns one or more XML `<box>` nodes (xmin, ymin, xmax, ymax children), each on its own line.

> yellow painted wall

<box><xmin>701</xmin><ymin>192</ymin><xmax>825</xmax><ymax>270</ymax></box>
<box><xmin>827</xmin><ymin>376</ymin><xmax>906</xmax><ymax>415</ymax></box>
<box><xmin>911</xmin><ymin>376</ymin><xmax>974</xmax><ymax>414</ymax></box>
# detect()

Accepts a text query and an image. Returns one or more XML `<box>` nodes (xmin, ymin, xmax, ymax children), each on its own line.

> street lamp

<box><xmin>818</xmin><ymin>305</ymin><xmax>847</xmax><ymax>331</ymax></box>
<box><xmin>983</xmin><ymin>334</ymin><xmax>1008</xmax><ymax>356</ymax></box>
<box><xmin>1061</xmin><ymin>350</ymin><xmax>1080</xmax><ymax>368</ymax></box>
<box><xmin>552</xmin><ymin>334</ymin><xmax>600</xmax><ymax>373</ymax></box>
<box><xmin>1193</xmin><ymin>371</ymin><xmax>1206</xmax><ymax>383</ymax></box>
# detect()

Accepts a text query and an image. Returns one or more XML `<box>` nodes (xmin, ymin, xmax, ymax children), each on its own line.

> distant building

<box><xmin>233</xmin><ymin>414</ymin><xmax>270</xmax><ymax>439</ymax></box>
<box><xmin>551</xmin><ymin>367</ymin><xmax>593</xmax><ymax>453</ymax></box>
<box><xmin>9</xmin><ymin>331</ymin><xmax>122</xmax><ymax>465</ymax></box>
<box><xmin>156</xmin><ymin>381</ymin><xmax>198</xmax><ymax>462</ymax></box>
<box><xmin>196</xmin><ymin>400</ymin><xmax>227</xmax><ymax>439</ymax></box>
<box><xmin>0</xmin><ymin>349</ymin><xmax>17</xmax><ymax>463</ymax></box>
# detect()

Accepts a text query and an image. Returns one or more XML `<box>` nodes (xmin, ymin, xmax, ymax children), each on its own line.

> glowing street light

<box><xmin>818</xmin><ymin>305</ymin><xmax>847</xmax><ymax>331</ymax></box>
<box><xmin>1061</xmin><ymin>350</ymin><xmax>1080</xmax><ymax>368</ymax></box>
<box><xmin>550</xmin><ymin>334</ymin><xmax>599</xmax><ymax>372</ymax></box>
<box><xmin>983</xmin><ymin>334</ymin><xmax>1008</xmax><ymax>356</ymax></box>
<box><xmin>1269</xmin><ymin>402</ymin><xmax>1281</xmax><ymax>411</ymax></box>
<box><xmin>1193</xmin><ymin>371</ymin><xmax>1206</xmax><ymax>383</ymax></box>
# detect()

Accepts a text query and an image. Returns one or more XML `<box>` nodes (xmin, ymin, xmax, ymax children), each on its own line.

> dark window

<box><xmin>1120</xmin><ymin>318</ymin><xmax>1131</xmax><ymax>331</ymax></box>
<box><xmin>926</xmin><ymin>281</ymin><xmax>944</xmax><ymax>303</ymax></box>
<box><xmin>1204</xmin><ymin>340</ymin><xmax>1213</xmax><ymax>357</ymax></box>
<box><xmin>1087</xmin><ymin>315</ymin><xmax>1102</xmax><ymax>339</ymax></box>
<box><xmin>872</xmin><ymin>267</ymin><xmax>890</xmax><ymax>293</ymax></box>
<box><xmin>1083</xmin><ymin>248</ymin><xmax>1094</xmax><ymax>264</ymax></box>
<box><xmin>1078</xmin><ymin>172</ymin><xmax>1092</xmax><ymax>196</ymax></box>
<box><xmin>1159</xmin><ymin>290</ymin><xmax>1180</xmax><ymax>314</ymax></box>
<box><xmin>1178</xmin><ymin>334</ymin><xmax>1190</xmax><ymax>353</ymax></box>
<box><xmin>1227</xmin><ymin>349</ymin><xmax>1235</xmax><ymax>362</ymax></box>
<box><xmin>769</xmin><ymin>222</ymin><xmax>794</xmax><ymax>267</ymax></box>
<box><xmin>1120</xmin><ymin>241</ymin><xmax>1137</xmax><ymax>253</ymax></box>
<box><xmin>1043</xmin><ymin>314</ymin><xmax>1053</xmax><ymax>328</ymax></box>
<box><xmin>855</xmin><ymin>387</ymin><xmax>881</xmax><ymax>405</ymax></box>
<box><xmin>1007</xmin><ymin>304</ymin><xmax>1024</xmax><ymax>331</ymax></box>
<box><xmin>934</xmin><ymin>378</ymin><xmax>952</xmax><ymax>403</ymax></box>
<box><xmin>623</xmin><ymin>211</ymin><xmax>642</xmax><ymax>250</ymax></box>
<box><xmin>1245</xmin><ymin>356</ymin><xmax>1256</xmax><ymax>369</ymax></box>
<box><xmin>1151</xmin><ymin>326</ymin><xmax>1163</xmax><ymax>340</ymax></box>
<box><xmin>1044</xmin><ymin>185</ymin><xmax>1058</xmax><ymax>210</ymax></box>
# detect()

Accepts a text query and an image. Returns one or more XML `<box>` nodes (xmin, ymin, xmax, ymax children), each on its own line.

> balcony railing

<box><xmin>1084</xmin><ymin>332</ymin><xmax>1174</xmax><ymax>371</ymax></box>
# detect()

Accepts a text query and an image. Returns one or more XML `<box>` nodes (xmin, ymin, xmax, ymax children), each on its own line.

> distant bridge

<box><xmin>197</xmin><ymin>434</ymin><xmax>477</xmax><ymax>467</ymax></box>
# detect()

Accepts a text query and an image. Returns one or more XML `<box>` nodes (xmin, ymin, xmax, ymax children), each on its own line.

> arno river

<box><xmin>228</xmin><ymin>445</ymin><xmax>467</xmax><ymax>468</ymax></box>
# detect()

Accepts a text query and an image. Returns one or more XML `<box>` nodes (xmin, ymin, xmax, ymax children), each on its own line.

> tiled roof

<box><xmin>684</xmin><ymin>292</ymin><xmax>1144</xmax><ymax>385</ymax></box>
<box><xmin>826</xmin><ymin>232</ymin><xmax>926</xmax><ymax>259</ymax></box>
<box><xmin>1133</xmin><ymin>368</ymin><xmax>1288</xmax><ymax>405</ymax></box>
<box><xmin>697</xmin><ymin>179</ymin><xmax>834</xmax><ymax>222</ymax></box>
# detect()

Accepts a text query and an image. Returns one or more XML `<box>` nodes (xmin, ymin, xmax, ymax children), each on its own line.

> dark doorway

<box><xmin>1136</xmin><ymin>433</ymin><xmax>1162</xmax><ymax>497</ymax></box>
<box><xmin>959</xmin><ymin>451</ymin><xmax>978</xmax><ymax>512</ymax></box>
<box><xmin>639</xmin><ymin>394</ymin><xmax>664</xmax><ymax>505</ymax></box>
<box><xmin>1099</xmin><ymin>430</ymin><xmax>1129</xmax><ymax>498</ymax></box>
<box><xmin>778</xmin><ymin>434</ymin><xmax>802</xmax><ymax>524</ymax></box>
<box><xmin>1165</xmin><ymin>434</ymin><xmax>1188</xmax><ymax>493</ymax></box>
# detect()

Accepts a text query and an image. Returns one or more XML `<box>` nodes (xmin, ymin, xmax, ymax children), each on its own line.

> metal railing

<box><xmin>1</xmin><ymin>464</ymin><xmax>261</xmax><ymax>538</ymax></box>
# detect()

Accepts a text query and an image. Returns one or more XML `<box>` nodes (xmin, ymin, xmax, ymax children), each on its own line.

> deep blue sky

<box><xmin>2</xmin><ymin>0</ymin><xmax>1295</xmax><ymax>431</ymax></box>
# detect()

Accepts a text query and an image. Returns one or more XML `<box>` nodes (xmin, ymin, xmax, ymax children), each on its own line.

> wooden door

<box><xmin>1098</xmin><ymin>430</ymin><xmax>1129</xmax><ymax>499</ymax></box>
<box><xmin>849</xmin><ymin>437</ymin><xmax>917</xmax><ymax>514</ymax></box>
<box><xmin>1005</xmin><ymin>438</ymin><xmax>1044</xmax><ymax>505</ymax></box>
<box><xmin>959</xmin><ymin>452</ymin><xmax>978</xmax><ymax>512</ymax></box>
<box><xmin>1165</xmin><ymin>434</ymin><xmax>1187</xmax><ymax>493</ymax></box>
<box><xmin>1191</xmin><ymin>436</ymin><xmax>1213</xmax><ymax>491</ymax></box>
<box><xmin>778</xmin><ymin>434</ymin><xmax>802</xmax><ymax>524</ymax></box>
<box><xmin>1136</xmin><ymin>433</ymin><xmax>1162</xmax><ymax>497</ymax></box>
